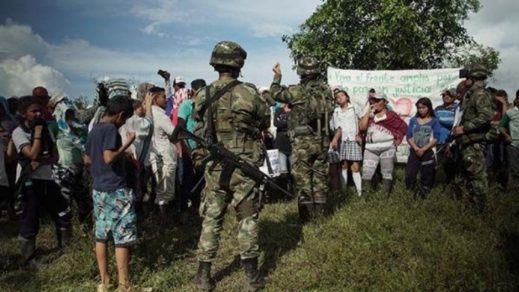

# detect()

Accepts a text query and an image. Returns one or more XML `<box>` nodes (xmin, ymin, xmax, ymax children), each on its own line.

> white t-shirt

<box><xmin>120</xmin><ymin>115</ymin><xmax>153</xmax><ymax>166</ymax></box>
<box><xmin>330</xmin><ymin>104</ymin><xmax>360</xmax><ymax>141</ymax></box>
<box><xmin>151</xmin><ymin>105</ymin><xmax>176</xmax><ymax>165</ymax></box>
<box><xmin>11</xmin><ymin>126</ymin><xmax>53</xmax><ymax>180</ymax></box>
<box><xmin>365</xmin><ymin>123</ymin><xmax>395</xmax><ymax>153</ymax></box>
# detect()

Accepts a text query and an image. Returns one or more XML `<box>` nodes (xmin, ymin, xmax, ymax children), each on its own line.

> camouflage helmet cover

<box><xmin>296</xmin><ymin>56</ymin><xmax>321</xmax><ymax>75</ymax></box>
<box><xmin>210</xmin><ymin>41</ymin><xmax>247</xmax><ymax>69</ymax></box>
<box><xmin>467</xmin><ymin>64</ymin><xmax>489</xmax><ymax>79</ymax></box>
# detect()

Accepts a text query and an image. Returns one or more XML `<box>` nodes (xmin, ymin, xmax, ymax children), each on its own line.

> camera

<box><xmin>157</xmin><ymin>69</ymin><xmax>170</xmax><ymax>81</ymax></box>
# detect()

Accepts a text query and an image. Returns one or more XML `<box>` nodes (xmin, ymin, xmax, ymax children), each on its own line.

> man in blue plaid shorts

<box><xmin>330</xmin><ymin>87</ymin><xmax>363</xmax><ymax>196</ymax></box>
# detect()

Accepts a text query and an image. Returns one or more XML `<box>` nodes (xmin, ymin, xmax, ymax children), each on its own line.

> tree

<box><xmin>452</xmin><ymin>43</ymin><xmax>501</xmax><ymax>77</ymax></box>
<box><xmin>283</xmin><ymin>0</ymin><xmax>500</xmax><ymax>73</ymax></box>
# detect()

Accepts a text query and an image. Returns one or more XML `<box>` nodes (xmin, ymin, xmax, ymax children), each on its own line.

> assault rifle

<box><xmin>171</xmin><ymin>126</ymin><xmax>293</xmax><ymax>198</ymax></box>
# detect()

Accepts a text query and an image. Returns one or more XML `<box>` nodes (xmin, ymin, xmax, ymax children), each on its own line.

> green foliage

<box><xmin>283</xmin><ymin>0</ymin><xmax>499</xmax><ymax>72</ymax></box>
<box><xmin>452</xmin><ymin>43</ymin><xmax>501</xmax><ymax>77</ymax></box>
<box><xmin>1</xmin><ymin>173</ymin><xmax>518</xmax><ymax>291</ymax></box>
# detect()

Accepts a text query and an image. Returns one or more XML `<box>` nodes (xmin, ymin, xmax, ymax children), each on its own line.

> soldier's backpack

<box><xmin>287</xmin><ymin>81</ymin><xmax>332</xmax><ymax>138</ymax></box>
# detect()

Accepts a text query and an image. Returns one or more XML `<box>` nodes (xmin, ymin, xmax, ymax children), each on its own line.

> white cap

<box><xmin>48</xmin><ymin>91</ymin><xmax>67</xmax><ymax>108</ymax></box>
<box><xmin>174</xmin><ymin>76</ymin><xmax>186</xmax><ymax>84</ymax></box>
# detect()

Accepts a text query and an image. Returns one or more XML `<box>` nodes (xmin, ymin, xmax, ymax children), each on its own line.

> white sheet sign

<box><xmin>327</xmin><ymin>67</ymin><xmax>462</xmax><ymax>162</ymax></box>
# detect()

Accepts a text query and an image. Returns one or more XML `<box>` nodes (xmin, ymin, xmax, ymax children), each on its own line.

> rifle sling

<box><xmin>200</xmin><ymin>80</ymin><xmax>241</xmax><ymax>119</ymax></box>
<box><xmin>201</xmin><ymin>80</ymin><xmax>241</xmax><ymax>188</ymax></box>
<box><xmin>219</xmin><ymin>162</ymin><xmax>236</xmax><ymax>190</ymax></box>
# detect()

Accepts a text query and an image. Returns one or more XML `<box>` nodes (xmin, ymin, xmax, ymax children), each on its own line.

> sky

<box><xmin>0</xmin><ymin>0</ymin><xmax>517</xmax><ymax>100</ymax></box>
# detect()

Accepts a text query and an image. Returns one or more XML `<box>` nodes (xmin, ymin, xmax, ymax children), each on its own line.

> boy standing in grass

<box><xmin>85</xmin><ymin>96</ymin><xmax>136</xmax><ymax>292</ymax></box>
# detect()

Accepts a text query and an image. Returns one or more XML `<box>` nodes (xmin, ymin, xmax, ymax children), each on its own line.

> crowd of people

<box><xmin>0</xmin><ymin>40</ymin><xmax>518</xmax><ymax>291</ymax></box>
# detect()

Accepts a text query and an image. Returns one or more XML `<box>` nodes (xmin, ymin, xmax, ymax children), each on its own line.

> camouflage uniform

<box><xmin>194</xmin><ymin>79</ymin><xmax>268</xmax><ymax>262</ymax></box>
<box><xmin>456</xmin><ymin>65</ymin><xmax>494</xmax><ymax>213</ymax></box>
<box><xmin>270</xmin><ymin>57</ymin><xmax>333</xmax><ymax>220</ymax></box>
<box><xmin>191</xmin><ymin>42</ymin><xmax>268</xmax><ymax>291</ymax></box>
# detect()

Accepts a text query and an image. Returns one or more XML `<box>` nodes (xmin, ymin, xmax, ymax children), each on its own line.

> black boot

<box><xmin>382</xmin><ymin>179</ymin><xmax>393</xmax><ymax>197</ymax></box>
<box><xmin>158</xmin><ymin>204</ymin><xmax>169</xmax><ymax>227</ymax></box>
<box><xmin>21</xmin><ymin>236</ymin><xmax>36</xmax><ymax>264</ymax></box>
<box><xmin>297</xmin><ymin>194</ymin><xmax>312</xmax><ymax>222</ymax></box>
<box><xmin>242</xmin><ymin>257</ymin><xmax>265</xmax><ymax>292</ymax></box>
<box><xmin>193</xmin><ymin>261</ymin><xmax>215</xmax><ymax>291</ymax></box>
<box><xmin>313</xmin><ymin>203</ymin><xmax>326</xmax><ymax>218</ymax></box>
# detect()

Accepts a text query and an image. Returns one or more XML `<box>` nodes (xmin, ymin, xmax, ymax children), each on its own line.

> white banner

<box><xmin>327</xmin><ymin>67</ymin><xmax>462</xmax><ymax>162</ymax></box>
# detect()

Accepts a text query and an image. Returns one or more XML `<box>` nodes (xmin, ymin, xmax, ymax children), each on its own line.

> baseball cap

<box><xmin>369</xmin><ymin>93</ymin><xmax>388</xmax><ymax>101</ymax></box>
<box><xmin>174</xmin><ymin>76</ymin><xmax>186</xmax><ymax>84</ymax></box>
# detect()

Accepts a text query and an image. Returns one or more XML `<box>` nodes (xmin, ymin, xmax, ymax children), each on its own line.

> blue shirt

<box><xmin>407</xmin><ymin>117</ymin><xmax>441</xmax><ymax>148</ymax></box>
<box><xmin>86</xmin><ymin>123</ymin><xmax>126</xmax><ymax>192</ymax></box>
<box><xmin>434</xmin><ymin>103</ymin><xmax>458</xmax><ymax>144</ymax></box>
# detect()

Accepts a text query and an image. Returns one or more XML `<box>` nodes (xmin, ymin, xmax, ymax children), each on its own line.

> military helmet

<box><xmin>468</xmin><ymin>64</ymin><xmax>489</xmax><ymax>79</ymax></box>
<box><xmin>210</xmin><ymin>41</ymin><xmax>247</xmax><ymax>69</ymax></box>
<box><xmin>296</xmin><ymin>56</ymin><xmax>321</xmax><ymax>75</ymax></box>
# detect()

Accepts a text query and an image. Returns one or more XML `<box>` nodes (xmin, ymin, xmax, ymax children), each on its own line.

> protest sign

<box><xmin>328</xmin><ymin>67</ymin><xmax>462</xmax><ymax>162</ymax></box>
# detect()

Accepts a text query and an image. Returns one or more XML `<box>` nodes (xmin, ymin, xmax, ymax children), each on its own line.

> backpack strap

<box><xmin>201</xmin><ymin>80</ymin><xmax>241</xmax><ymax>144</ymax></box>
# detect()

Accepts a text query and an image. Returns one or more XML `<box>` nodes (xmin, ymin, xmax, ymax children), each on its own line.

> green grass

<box><xmin>1</xmin><ymin>171</ymin><xmax>519</xmax><ymax>291</ymax></box>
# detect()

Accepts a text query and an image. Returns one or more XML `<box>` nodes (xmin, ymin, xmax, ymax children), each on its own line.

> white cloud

<box><xmin>0</xmin><ymin>19</ymin><xmax>49</xmax><ymax>60</ymax></box>
<box><xmin>0</xmin><ymin>20</ymin><xmax>71</xmax><ymax>97</ymax></box>
<box><xmin>0</xmin><ymin>18</ymin><xmax>304</xmax><ymax>98</ymax></box>
<box><xmin>0</xmin><ymin>55</ymin><xmax>70</xmax><ymax>97</ymax></box>
<box><xmin>130</xmin><ymin>0</ymin><xmax>191</xmax><ymax>36</ymax></box>
<box><xmin>128</xmin><ymin>0</ymin><xmax>320</xmax><ymax>38</ymax></box>
<box><xmin>465</xmin><ymin>0</ymin><xmax>519</xmax><ymax>95</ymax></box>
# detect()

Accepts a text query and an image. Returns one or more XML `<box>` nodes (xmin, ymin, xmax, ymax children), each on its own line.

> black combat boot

<box><xmin>382</xmin><ymin>179</ymin><xmax>393</xmax><ymax>197</ymax></box>
<box><xmin>158</xmin><ymin>204</ymin><xmax>169</xmax><ymax>227</ymax></box>
<box><xmin>21</xmin><ymin>236</ymin><xmax>36</xmax><ymax>264</ymax></box>
<box><xmin>313</xmin><ymin>203</ymin><xmax>326</xmax><ymax>218</ymax></box>
<box><xmin>297</xmin><ymin>194</ymin><xmax>312</xmax><ymax>222</ymax></box>
<box><xmin>193</xmin><ymin>261</ymin><xmax>215</xmax><ymax>291</ymax></box>
<box><xmin>242</xmin><ymin>257</ymin><xmax>265</xmax><ymax>292</ymax></box>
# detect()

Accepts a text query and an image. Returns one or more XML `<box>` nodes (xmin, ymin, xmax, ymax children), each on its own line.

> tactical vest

<box><xmin>458</xmin><ymin>81</ymin><xmax>493</xmax><ymax>145</ymax></box>
<box><xmin>287</xmin><ymin>81</ymin><xmax>333</xmax><ymax>141</ymax></box>
<box><xmin>202</xmin><ymin>82</ymin><xmax>262</xmax><ymax>157</ymax></box>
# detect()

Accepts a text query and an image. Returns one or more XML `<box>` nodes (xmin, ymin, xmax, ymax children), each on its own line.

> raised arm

<box><xmin>270</xmin><ymin>63</ymin><xmax>293</xmax><ymax>104</ymax></box>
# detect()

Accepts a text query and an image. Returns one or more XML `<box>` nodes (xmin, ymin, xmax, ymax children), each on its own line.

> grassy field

<box><xmin>1</xmin><ymin>169</ymin><xmax>519</xmax><ymax>291</ymax></box>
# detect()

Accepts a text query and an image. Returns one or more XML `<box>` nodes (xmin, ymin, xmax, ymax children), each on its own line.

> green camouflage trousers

<box><xmin>292</xmin><ymin>136</ymin><xmax>328</xmax><ymax>204</ymax></box>
<box><xmin>197</xmin><ymin>162</ymin><xmax>260</xmax><ymax>262</ymax></box>
<box><xmin>459</xmin><ymin>143</ymin><xmax>488</xmax><ymax>212</ymax></box>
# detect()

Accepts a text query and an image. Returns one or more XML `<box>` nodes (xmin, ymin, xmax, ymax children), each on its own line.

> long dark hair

<box><xmin>415</xmin><ymin>97</ymin><xmax>435</xmax><ymax>118</ymax></box>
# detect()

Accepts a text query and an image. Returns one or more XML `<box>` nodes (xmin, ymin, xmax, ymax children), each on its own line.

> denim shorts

<box><xmin>93</xmin><ymin>188</ymin><xmax>137</xmax><ymax>246</ymax></box>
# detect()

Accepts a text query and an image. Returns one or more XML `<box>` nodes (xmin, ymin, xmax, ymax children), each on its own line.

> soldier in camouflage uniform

<box><xmin>452</xmin><ymin>64</ymin><xmax>494</xmax><ymax>213</ymax></box>
<box><xmin>270</xmin><ymin>58</ymin><xmax>333</xmax><ymax>221</ymax></box>
<box><xmin>192</xmin><ymin>41</ymin><xmax>269</xmax><ymax>291</ymax></box>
